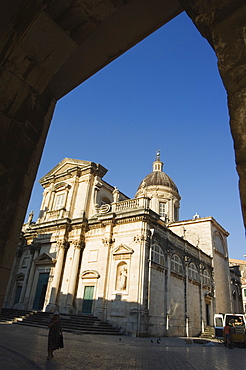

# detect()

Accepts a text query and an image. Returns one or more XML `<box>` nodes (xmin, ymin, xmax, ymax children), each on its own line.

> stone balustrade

<box><xmin>112</xmin><ymin>197</ymin><xmax>150</xmax><ymax>213</ymax></box>
<box><xmin>45</xmin><ymin>208</ymin><xmax>66</xmax><ymax>221</ymax></box>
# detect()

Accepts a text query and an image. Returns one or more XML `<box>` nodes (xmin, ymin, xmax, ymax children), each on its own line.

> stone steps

<box><xmin>0</xmin><ymin>308</ymin><xmax>122</xmax><ymax>335</ymax></box>
<box><xmin>200</xmin><ymin>325</ymin><xmax>215</xmax><ymax>339</ymax></box>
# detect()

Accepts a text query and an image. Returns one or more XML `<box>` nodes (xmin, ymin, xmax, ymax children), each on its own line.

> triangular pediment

<box><xmin>113</xmin><ymin>244</ymin><xmax>134</xmax><ymax>255</ymax></box>
<box><xmin>39</xmin><ymin>158</ymin><xmax>108</xmax><ymax>185</ymax></box>
<box><xmin>34</xmin><ymin>252</ymin><xmax>55</xmax><ymax>265</ymax></box>
<box><xmin>39</xmin><ymin>158</ymin><xmax>92</xmax><ymax>183</ymax></box>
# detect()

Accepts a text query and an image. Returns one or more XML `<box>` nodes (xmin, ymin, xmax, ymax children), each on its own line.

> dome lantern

<box><xmin>135</xmin><ymin>151</ymin><xmax>181</xmax><ymax>223</ymax></box>
<box><xmin>153</xmin><ymin>149</ymin><xmax>163</xmax><ymax>172</ymax></box>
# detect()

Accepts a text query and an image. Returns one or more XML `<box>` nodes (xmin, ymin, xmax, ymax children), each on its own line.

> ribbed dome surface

<box><xmin>138</xmin><ymin>171</ymin><xmax>179</xmax><ymax>193</ymax></box>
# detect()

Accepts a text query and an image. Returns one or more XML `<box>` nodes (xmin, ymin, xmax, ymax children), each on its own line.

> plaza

<box><xmin>0</xmin><ymin>323</ymin><xmax>245</xmax><ymax>369</ymax></box>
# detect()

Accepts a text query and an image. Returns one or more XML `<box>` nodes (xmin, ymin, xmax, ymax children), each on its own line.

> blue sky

<box><xmin>26</xmin><ymin>12</ymin><xmax>245</xmax><ymax>259</ymax></box>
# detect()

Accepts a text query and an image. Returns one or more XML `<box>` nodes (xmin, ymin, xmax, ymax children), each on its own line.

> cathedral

<box><xmin>4</xmin><ymin>153</ymin><xmax>232</xmax><ymax>337</ymax></box>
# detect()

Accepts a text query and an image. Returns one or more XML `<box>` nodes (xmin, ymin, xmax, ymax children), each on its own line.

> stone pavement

<box><xmin>0</xmin><ymin>323</ymin><xmax>245</xmax><ymax>369</ymax></box>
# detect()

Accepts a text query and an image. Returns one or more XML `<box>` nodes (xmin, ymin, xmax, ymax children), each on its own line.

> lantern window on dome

<box><xmin>159</xmin><ymin>202</ymin><xmax>166</xmax><ymax>218</ymax></box>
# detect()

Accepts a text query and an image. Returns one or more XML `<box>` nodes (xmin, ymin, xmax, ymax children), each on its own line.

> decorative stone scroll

<box><xmin>99</xmin><ymin>204</ymin><xmax>111</xmax><ymax>213</ymax></box>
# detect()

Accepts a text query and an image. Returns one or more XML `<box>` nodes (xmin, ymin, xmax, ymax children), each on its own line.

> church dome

<box><xmin>136</xmin><ymin>151</ymin><xmax>179</xmax><ymax>194</ymax></box>
<box><xmin>137</xmin><ymin>171</ymin><xmax>179</xmax><ymax>193</ymax></box>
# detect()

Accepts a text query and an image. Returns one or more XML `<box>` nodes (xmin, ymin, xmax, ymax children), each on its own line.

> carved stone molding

<box><xmin>102</xmin><ymin>237</ymin><xmax>115</xmax><ymax>246</ymax></box>
<box><xmin>56</xmin><ymin>241</ymin><xmax>70</xmax><ymax>250</ymax></box>
<box><xmin>112</xmin><ymin>244</ymin><xmax>134</xmax><ymax>260</ymax></box>
<box><xmin>34</xmin><ymin>252</ymin><xmax>56</xmax><ymax>265</ymax></box>
<box><xmin>73</xmin><ymin>239</ymin><xmax>85</xmax><ymax>250</ymax></box>
<box><xmin>133</xmin><ymin>235</ymin><xmax>141</xmax><ymax>243</ymax></box>
<box><xmin>80</xmin><ymin>270</ymin><xmax>100</xmax><ymax>279</ymax></box>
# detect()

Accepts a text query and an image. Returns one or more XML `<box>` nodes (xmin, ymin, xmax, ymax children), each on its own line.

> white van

<box><xmin>214</xmin><ymin>313</ymin><xmax>246</xmax><ymax>346</ymax></box>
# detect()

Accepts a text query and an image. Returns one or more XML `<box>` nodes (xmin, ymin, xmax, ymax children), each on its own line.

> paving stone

<box><xmin>0</xmin><ymin>324</ymin><xmax>245</xmax><ymax>369</ymax></box>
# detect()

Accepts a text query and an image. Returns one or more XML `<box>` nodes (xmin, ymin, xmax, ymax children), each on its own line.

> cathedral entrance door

<box><xmin>82</xmin><ymin>286</ymin><xmax>94</xmax><ymax>313</ymax></box>
<box><xmin>32</xmin><ymin>273</ymin><xmax>49</xmax><ymax>310</ymax></box>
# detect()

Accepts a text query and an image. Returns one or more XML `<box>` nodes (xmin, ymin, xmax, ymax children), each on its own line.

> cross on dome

<box><xmin>156</xmin><ymin>149</ymin><xmax>161</xmax><ymax>162</ymax></box>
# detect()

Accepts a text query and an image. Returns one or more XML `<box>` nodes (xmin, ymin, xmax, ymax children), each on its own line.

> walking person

<box><xmin>224</xmin><ymin>324</ymin><xmax>233</xmax><ymax>349</ymax></box>
<box><xmin>47</xmin><ymin>312</ymin><xmax>64</xmax><ymax>360</ymax></box>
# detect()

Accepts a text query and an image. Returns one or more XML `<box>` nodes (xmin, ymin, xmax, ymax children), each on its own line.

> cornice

<box><xmin>40</xmin><ymin>161</ymin><xmax>108</xmax><ymax>187</ymax></box>
<box><xmin>170</xmin><ymin>217</ymin><xmax>229</xmax><ymax>237</ymax></box>
<box><xmin>25</xmin><ymin>219</ymin><xmax>71</xmax><ymax>234</ymax></box>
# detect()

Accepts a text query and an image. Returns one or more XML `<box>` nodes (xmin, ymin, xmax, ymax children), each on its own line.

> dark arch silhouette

<box><xmin>0</xmin><ymin>0</ymin><xmax>245</xmax><ymax>309</ymax></box>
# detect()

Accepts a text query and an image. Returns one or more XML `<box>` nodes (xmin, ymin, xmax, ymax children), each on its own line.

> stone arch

<box><xmin>0</xmin><ymin>1</ymin><xmax>245</xmax><ymax>312</ymax></box>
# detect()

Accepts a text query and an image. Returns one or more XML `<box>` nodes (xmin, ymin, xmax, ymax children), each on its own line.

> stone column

<box><xmin>21</xmin><ymin>243</ymin><xmax>41</xmax><ymax>309</ymax></box>
<box><xmin>136</xmin><ymin>226</ymin><xmax>150</xmax><ymax>337</ymax></box>
<box><xmin>101</xmin><ymin>221</ymin><xmax>115</xmax><ymax>321</ymax></box>
<box><xmin>46</xmin><ymin>241</ymin><xmax>69</xmax><ymax>312</ymax></box>
<box><xmin>16</xmin><ymin>242</ymin><xmax>41</xmax><ymax>309</ymax></box>
<box><xmin>64</xmin><ymin>240</ymin><xmax>84</xmax><ymax>314</ymax></box>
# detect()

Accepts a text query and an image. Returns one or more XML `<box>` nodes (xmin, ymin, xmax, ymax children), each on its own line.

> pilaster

<box><xmin>63</xmin><ymin>239</ymin><xmax>84</xmax><ymax>314</ymax></box>
<box><xmin>46</xmin><ymin>241</ymin><xmax>69</xmax><ymax>312</ymax></box>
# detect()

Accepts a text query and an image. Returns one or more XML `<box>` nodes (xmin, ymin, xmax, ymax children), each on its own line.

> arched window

<box><xmin>151</xmin><ymin>244</ymin><xmax>164</xmax><ymax>266</ymax></box>
<box><xmin>202</xmin><ymin>269</ymin><xmax>211</xmax><ymax>286</ymax></box>
<box><xmin>188</xmin><ymin>262</ymin><xmax>198</xmax><ymax>280</ymax></box>
<box><xmin>214</xmin><ymin>233</ymin><xmax>224</xmax><ymax>255</ymax></box>
<box><xmin>171</xmin><ymin>254</ymin><xmax>183</xmax><ymax>274</ymax></box>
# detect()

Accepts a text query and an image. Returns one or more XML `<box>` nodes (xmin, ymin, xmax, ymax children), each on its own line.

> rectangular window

<box><xmin>159</xmin><ymin>202</ymin><xmax>166</xmax><ymax>217</ymax></box>
<box><xmin>55</xmin><ymin>193</ymin><xmax>65</xmax><ymax>210</ymax></box>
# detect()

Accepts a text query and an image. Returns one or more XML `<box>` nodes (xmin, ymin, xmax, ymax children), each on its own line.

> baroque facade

<box><xmin>4</xmin><ymin>154</ymin><xmax>232</xmax><ymax>337</ymax></box>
